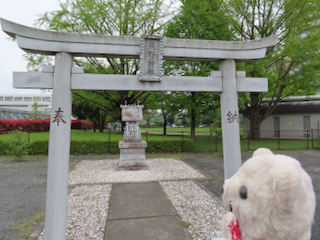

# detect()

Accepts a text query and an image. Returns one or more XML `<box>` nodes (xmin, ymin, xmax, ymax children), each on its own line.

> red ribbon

<box><xmin>227</xmin><ymin>219</ymin><xmax>241</xmax><ymax>240</ymax></box>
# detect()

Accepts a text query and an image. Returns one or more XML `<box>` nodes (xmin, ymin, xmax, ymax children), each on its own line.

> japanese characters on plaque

<box><xmin>139</xmin><ymin>35</ymin><xmax>163</xmax><ymax>82</ymax></box>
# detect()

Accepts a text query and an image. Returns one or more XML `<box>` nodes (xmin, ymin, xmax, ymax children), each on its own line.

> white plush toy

<box><xmin>218</xmin><ymin>148</ymin><xmax>316</xmax><ymax>240</ymax></box>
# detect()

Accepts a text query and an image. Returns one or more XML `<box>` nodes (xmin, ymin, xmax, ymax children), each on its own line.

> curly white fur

<box><xmin>217</xmin><ymin>148</ymin><xmax>315</xmax><ymax>240</ymax></box>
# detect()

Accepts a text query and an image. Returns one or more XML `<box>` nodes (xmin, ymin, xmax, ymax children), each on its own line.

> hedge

<box><xmin>0</xmin><ymin>119</ymin><xmax>94</xmax><ymax>132</ymax></box>
<box><xmin>0</xmin><ymin>139</ymin><xmax>195</xmax><ymax>156</ymax></box>
<box><xmin>0</xmin><ymin>119</ymin><xmax>50</xmax><ymax>132</ymax></box>
<box><xmin>71</xmin><ymin>120</ymin><xmax>94</xmax><ymax>130</ymax></box>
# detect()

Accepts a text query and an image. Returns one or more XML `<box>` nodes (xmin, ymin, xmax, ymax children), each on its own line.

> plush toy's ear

<box><xmin>252</xmin><ymin>147</ymin><xmax>273</xmax><ymax>157</ymax></box>
<box><xmin>273</xmin><ymin>161</ymin><xmax>302</xmax><ymax>212</ymax></box>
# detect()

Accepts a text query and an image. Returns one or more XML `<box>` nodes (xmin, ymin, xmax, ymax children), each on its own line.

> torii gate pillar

<box><xmin>45</xmin><ymin>52</ymin><xmax>73</xmax><ymax>239</ymax></box>
<box><xmin>219</xmin><ymin>59</ymin><xmax>241</xmax><ymax>178</ymax></box>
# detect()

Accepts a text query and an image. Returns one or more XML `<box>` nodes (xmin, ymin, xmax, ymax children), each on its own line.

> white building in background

<box><xmin>0</xmin><ymin>94</ymin><xmax>52</xmax><ymax>119</ymax></box>
<box><xmin>241</xmin><ymin>95</ymin><xmax>320</xmax><ymax>139</ymax></box>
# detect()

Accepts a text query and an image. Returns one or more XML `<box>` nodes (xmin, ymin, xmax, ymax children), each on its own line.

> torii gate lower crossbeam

<box><xmin>0</xmin><ymin>18</ymin><xmax>277</xmax><ymax>240</ymax></box>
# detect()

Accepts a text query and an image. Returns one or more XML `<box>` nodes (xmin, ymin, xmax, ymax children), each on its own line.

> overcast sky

<box><xmin>0</xmin><ymin>0</ymin><xmax>64</xmax><ymax>94</ymax></box>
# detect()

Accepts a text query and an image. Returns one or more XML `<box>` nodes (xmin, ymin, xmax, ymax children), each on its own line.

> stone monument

<box><xmin>118</xmin><ymin>102</ymin><xmax>148</xmax><ymax>170</ymax></box>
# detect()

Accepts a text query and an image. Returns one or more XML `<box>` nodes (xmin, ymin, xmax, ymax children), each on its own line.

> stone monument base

<box><xmin>118</xmin><ymin>141</ymin><xmax>148</xmax><ymax>171</ymax></box>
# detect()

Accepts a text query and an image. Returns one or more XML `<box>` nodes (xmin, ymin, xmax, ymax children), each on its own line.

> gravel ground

<box><xmin>0</xmin><ymin>155</ymin><xmax>113</xmax><ymax>240</ymax></box>
<box><xmin>36</xmin><ymin>158</ymin><xmax>218</xmax><ymax>240</ymax></box>
<box><xmin>161</xmin><ymin>180</ymin><xmax>227</xmax><ymax>239</ymax></box>
<box><xmin>68</xmin><ymin>158</ymin><xmax>206</xmax><ymax>185</ymax></box>
<box><xmin>1</xmin><ymin>150</ymin><xmax>320</xmax><ymax>240</ymax></box>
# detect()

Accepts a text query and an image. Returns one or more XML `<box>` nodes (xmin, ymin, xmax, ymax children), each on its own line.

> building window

<box><xmin>5</xmin><ymin>97</ymin><xmax>13</xmax><ymax>101</ymax></box>
<box><xmin>33</xmin><ymin>97</ymin><xmax>41</xmax><ymax>101</ymax></box>
<box><xmin>274</xmin><ymin>117</ymin><xmax>280</xmax><ymax>137</ymax></box>
<box><xmin>0</xmin><ymin>97</ymin><xmax>3</xmax><ymax>101</ymax></box>
<box><xmin>14</xmin><ymin>97</ymin><xmax>23</xmax><ymax>101</ymax></box>
<box><xmin>304</xmin><ymin>116</ymin><xmax>310</xmax><ymax>137</ymax></box>
<box><xmin>42</xmin><ymin>97</ymin><xmax>51</xmax><ymax>102</ymax></box>
<box><xmin>24</xmin><ymin>97</ymin><xmax>32</xmax><ymax>101</ymax></box>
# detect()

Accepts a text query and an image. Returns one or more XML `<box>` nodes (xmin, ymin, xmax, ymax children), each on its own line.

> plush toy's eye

<box><xmin>240</xmin><ymin>186</ymin><xmax>248</xmax><ymax>199</ymax></box>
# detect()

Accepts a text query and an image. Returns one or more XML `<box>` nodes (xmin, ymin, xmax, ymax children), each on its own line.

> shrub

<box><xmin>0</xmin><ymin>119</ymin><xmax>94</xmax><ymax>132</ymax></box>
<box><xmin>71</xmin><ymin>120</ymin><xmax>94</xmax><ymax>130</ymax></box>
<box><xmin>0</xmin><ymin>140</ymin><xmax>10</xmax><ymax>155</ymax></box>
<box><xmin>29</xmin><ymin>141</ymin><xmax>49</xmax><ymax>155</ymax></box>
<box><xmin>0</xmin><ymin>138</ymin><xmax>194</xmax><ymax>156</ymax></box>
<box><xmin>146</xmin><ymin>139</ymin><xmax>194</xmax><ymax>153</ymax></box>
<box><xmin>7</xmin><ymin>129</ymin><xmax>30</xmax><ymax>161</ymax></box>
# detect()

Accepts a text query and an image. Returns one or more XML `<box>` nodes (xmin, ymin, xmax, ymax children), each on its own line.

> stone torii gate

<box><xmin>1</xmin><ymin>18</ymin><xmax>277</xmax><ymax>240</ymax></box>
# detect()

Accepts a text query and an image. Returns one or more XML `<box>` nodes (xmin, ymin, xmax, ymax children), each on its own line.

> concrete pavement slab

<box><xmin>105</xmin><ymin>216</ymin><xmax>192</xmax><ymax>240</ymax></box>
<box><xmin>105</xmin><ymin>182</ymin><xmax>193</xmax><ymax>240</ymax></box>
<box><xmin>108</xmin><ymin>182</ymin><xmax>177</xmax><ymax>220</ymax></box>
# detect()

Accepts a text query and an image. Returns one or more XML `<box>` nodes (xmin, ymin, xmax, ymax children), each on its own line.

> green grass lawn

<box><xmin>0</xmin><ymin>129</ymin><xmax>183</xmax><ymax>142</ymax></box>
<box><xmin>0</xmin><ymin>129</ymin><xmax>314</xmax><ymax>152</ymax></box>
<box><xmin>194</xmin><ymin>135</ymin><xmax>312</xmax><ymax>152</ymax></box>
<box><xmin>141</xmin><ymin>127</ymin><xmax>211</xmax><ymax>134</ymax></box>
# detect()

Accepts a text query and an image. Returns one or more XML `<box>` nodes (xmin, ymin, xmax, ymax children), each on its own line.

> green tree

<box><xmin>224</xmin><ymin>0</ymin><xmax>320</xmax><ymax>139</ymax></box>
<box><xmin>72</xmin><ymin>94</ymin><xmax>106</xmax><ymax>132</ymax></box>
<box><xmin>25</xmin><ymin>0</ymin><xmax>177</xmax><ymax>131</ymax></box>
<box><xmin>164</xmin><ymin>0</ymin><xmax>233</xmax><ymax>141</ymax></box>
<box><xmin>30</xmin><ymin>102</ymin><xmax>43</xmax><ymax>119</ymax></box>
<box><xmin>146</xmin><ymin>91</ymin><xmax>180</xmax><ymax>135</ymax></box>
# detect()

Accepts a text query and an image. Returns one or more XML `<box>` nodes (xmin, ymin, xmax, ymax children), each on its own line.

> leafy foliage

<box><xmin>0</xmin><ymin>119</ymin><xmax>51</xmax><ymax>132</ymax></box>
<box><xmin>4</xmin><ymin>139</ymin><xmax>194</xmax><ymax>155</ymax></box>
<box><xmin>25</xmin><ymin>0</ymin><xmax>178</xmax><ymax>129</ymax></box>
<box><xmin>224</xmin><ymin>0</ymin><xmax>320</xmax><ymax>139</ymax></box>
<box><xmin>0</xmin><ymin>119</ymin><xmax>92</xmax><ymax>132</ymax></box>
<box><xmin>8</xmin><ymin>128</ymin><xmax>30</xmax><ymax>162</ymax></box>
<box><xmin>146</xmin><ymin>91</ymin><xmax>180</xmax><ymax>134</ymax></box>
<box><xmin>163</xmin><ymin>0</ymin><xmax>234</xmax><ymax>141</ymax></box>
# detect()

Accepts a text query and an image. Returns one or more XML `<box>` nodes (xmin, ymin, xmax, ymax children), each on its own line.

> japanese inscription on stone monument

<box><xmin>139</xmin><ymin>35</ymin><xmax>163</xmax><ymax>82</ymax></box>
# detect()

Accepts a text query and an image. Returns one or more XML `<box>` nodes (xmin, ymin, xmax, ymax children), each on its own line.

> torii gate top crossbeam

<box><xmin>0</xmin><ymin>18</ymin><xmax>277</xmax><ymax>62</ymax></box>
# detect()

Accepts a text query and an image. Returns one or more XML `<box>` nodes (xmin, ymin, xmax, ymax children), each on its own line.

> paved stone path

<box><xmin>105</xmin><ymin>182</ymin><xmax>192</xmax><ymax>240</ymax></box>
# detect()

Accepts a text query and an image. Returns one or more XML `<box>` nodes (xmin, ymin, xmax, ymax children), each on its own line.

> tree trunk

<box><xmin>191</xmin><ymin>108</ymin><xmax>196</xmax><ymax>141</ymax></box>
<box><xmin>98</xmin><ymin>122</ymin><xmax>104</xmax><ymax>133</ymax></box>
<box><xmin>93</xmin><ymin>121</ymin><xmax>98</xmax><ymax>132</ymax></box>
<box><xmin>250</xmin><ymin>118</ymin><xmax>261</xmax><ymax>140</ymax></box>
<box><xmin>163</xmin><ymin>116</ymin><xmax>167</xmax><ymax>135</ymax></box>
<box><xmin>190</xmin><ymin>92</ymin><xmax>196</xmax><ymax>141</ymax></box>
<box><xmin>249</xmin><ymin>93</ymin><xmax>262</xmax><ymax>140</ymax></box>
